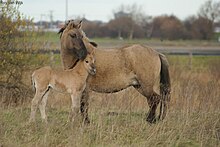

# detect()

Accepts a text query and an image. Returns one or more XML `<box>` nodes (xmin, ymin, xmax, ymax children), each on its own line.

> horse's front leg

<box><xmin>80</xmin><ymin>86</ymin><xmax>90</xmax><ymax>124</ymax></box>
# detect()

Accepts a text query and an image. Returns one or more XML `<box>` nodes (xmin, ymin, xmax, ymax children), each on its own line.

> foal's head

<box><xmin>83</xmin><ymin>52</ymin><xmax>96</xmax><ymax>75</ymax></box>
<box><xmin>59</xmin><ymin>20</ymin><xmax>87</xmax><ymax>60</ymax></box>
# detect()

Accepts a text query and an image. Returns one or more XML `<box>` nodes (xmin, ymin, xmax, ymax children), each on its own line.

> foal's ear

<box><xmin>90</xmin><ymin>41</ymin><xmax>98</xmax><ymax>47</ymax></box>
<box><xmin>90</xmin><ymin>48</ymin><xmax>95</xmax><ymax>56</ymax></box>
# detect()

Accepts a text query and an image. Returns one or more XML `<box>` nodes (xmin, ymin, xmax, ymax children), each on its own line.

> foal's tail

<box><xmin>158</xmin><ymin>53</ymin><xmax>171</xmax><ymax>120</ymax></box>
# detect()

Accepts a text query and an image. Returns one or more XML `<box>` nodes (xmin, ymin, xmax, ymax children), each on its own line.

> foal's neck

<box><xmin>72</xmin><ymin>61</ymin><xmax>89</xmax><ymax>77</ymax></box>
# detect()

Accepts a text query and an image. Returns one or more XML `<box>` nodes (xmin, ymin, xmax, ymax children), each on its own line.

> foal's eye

<box><xmin>85</xmin><ymin>60</ymin><xmax>89</xmax><ymax>63</ymax></box>
<box><xmin>70</xmin><ymin>34</ymin><xmax>76</xmax><ymax>38</ymax></box>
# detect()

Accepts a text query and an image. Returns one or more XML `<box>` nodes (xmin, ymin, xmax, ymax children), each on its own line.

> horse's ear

<box><xmin>66</xmin><ymin>22</ymin><xmax>73</xmax><ymax>29</ymax></box>
<box><xmin>77</xmin><ymin>20</ymin><xmax>83</xmax><ymax>29</ymax></box>
<box><xmin>59</xmin><ymin>20</ymin><xmax>72</xmax><ymax>32</ymax></box>
<box><xmin>58</xmin><ymin>24</ymin><xmax>67</xmax><ymax>38</ymax></box>
<box><xmin>58</xmin><ymin>27</ymin><xmax>65</xmax><ymax>34</ymax></box>
<box><xmin>90</xmin><ymin>41</ymin><xmax>98</xmax><ymax>47</ymax></box>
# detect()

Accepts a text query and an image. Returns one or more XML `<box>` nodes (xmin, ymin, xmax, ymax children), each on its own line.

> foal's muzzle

<box><xmin>89</xmin><ymin>65</ymin><xmax>96</xmax><ymax>75</ymax></box>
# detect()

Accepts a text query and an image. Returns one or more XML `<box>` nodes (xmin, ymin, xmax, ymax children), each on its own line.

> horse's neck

<box><xmin>69</xmin><ymin>58</ymin><xmax>80</xmax><ymax>69</ymax></box>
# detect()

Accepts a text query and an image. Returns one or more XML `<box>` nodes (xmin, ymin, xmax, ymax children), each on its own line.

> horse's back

<box><xmin>122</xmin><ymin>44</ymin><xmax>161</xmax><ymax>69</ymax></box>
<box><xmin>122</xmin><ymin>44</ymin><xmax>161</xmax><ymax>94</ymax></box>
<box><xmin>122</xmin><ymin>44</ymin><xmax>159</xmax><ymax>59</ymax></box>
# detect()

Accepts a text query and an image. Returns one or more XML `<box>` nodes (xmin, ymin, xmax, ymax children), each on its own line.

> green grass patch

<box><xmin>35</xmin><ymin>32</ymin><xmax>60</xmax><ymax>43</ymax></box>
<box><xmin>167</xmin><ymin>55</ymin><xmax>220</xmax><ymax>70</ymax></box>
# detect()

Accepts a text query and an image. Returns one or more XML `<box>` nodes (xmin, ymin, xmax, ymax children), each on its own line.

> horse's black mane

<box><xmin>58</xmin><ymin>20</ymin><xmax>74</xmax><ymax>37</ymax></box>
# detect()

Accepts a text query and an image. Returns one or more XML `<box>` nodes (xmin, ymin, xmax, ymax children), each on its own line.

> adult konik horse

<box><xmin>58</xmin><ymin>20</ymin><xmax>171</xmax><ymax>123</ymax></box>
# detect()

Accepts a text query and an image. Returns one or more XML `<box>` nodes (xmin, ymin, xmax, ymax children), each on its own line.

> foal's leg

<box><xmin>80</xmin><ymin>87</ymin><xmax>90</xmax><ymax>124</ymax></box>
<box><xmin>39</xmin><ymin>89</ymin><xmax>50</xmax><ymax>123</ymax></box>
<box><xmin>29</xmin><ymin>89</ymin><xmax>47</xmax><ymax>123</ymax></box>
<box><xmin>69</xmin><ymin>92</ymin><xmax>81</xmax><ymax>123</ymax></box>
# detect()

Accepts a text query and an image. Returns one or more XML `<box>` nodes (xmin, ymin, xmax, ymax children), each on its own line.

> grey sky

<box><xmin>18</xmin><ymin>0</ymin><xmax>214</xmax><ymax>22</ymax></box>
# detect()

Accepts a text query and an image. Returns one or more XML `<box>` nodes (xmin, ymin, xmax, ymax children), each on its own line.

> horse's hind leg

<box><xmin>39</xmin><ymin>89</ymin><xmax>50</xmax><ymax>123</ymax></box>
<box><xmin>146</xmin><ymin>92</ymin><xmax>160</xmax><ymax>123</ymax></box>
<box><xmin>134</xmin><ymin>87</ymin><xmax>160</xmax><ymax>123</ymax></box>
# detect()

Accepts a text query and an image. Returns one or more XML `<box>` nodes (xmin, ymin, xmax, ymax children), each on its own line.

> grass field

<box><xmin>0</xmin><ymin>53</ymin><xmax>220</xmax><ymax>146</ymax></box>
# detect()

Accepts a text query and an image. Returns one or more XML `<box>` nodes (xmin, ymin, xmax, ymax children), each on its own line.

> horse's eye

<box><xmin>85</xmin><ymin>60</ymin><xmax>89</xmax><ymax>63</ymax></box>
<box><xmin>70</xmin><ymin>34</ymin><xmax>76</xmax><ymax>38</ymax></box>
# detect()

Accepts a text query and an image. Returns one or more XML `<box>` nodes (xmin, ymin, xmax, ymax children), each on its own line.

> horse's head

<box><xmin>59</xmin><ymin>20</ymin><xmax>87</xmax><ymax>60</ymax></box>
<box><xmin>58</xmin><ymin>20</ymin><xmax>98</xmax><ymax>60</ymax></box>
<box><xmin>83</xmin><ymin>50</ymin><xmax>96</xmax><ymax>75</ymax></box>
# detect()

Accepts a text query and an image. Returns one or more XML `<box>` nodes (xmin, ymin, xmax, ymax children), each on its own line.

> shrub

<box><xmin>0</xmin><ymin>2</ymin><xmax>44</xmax><ymax>106</ymax></box>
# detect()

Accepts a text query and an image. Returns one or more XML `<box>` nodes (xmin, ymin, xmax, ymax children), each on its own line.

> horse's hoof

<box><xmin>83</xmin><ymin>118</ymin><xmax>90</xmax><ymax>124</ymax></box>
<box><xmin>146</xmin><ymin>117</ymin><xmax>157</xmax><ymax>124</ymax></box>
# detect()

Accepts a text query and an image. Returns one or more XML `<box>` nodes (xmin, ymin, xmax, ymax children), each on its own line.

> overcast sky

<box><xmin>18</xmin><ymin>0</ymin><xmax>214</xmax><ymax>22</ymax></box>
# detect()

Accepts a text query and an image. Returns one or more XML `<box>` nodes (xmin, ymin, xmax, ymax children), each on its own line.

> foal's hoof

<box><xmin>41</xmin><ymin>118</ymin><xmax>48</xmax><ymax>124</ymax></box>
<box><xmin>28</xmin><ymin>118</ymin><xmax>36</xmax><ymax>124</ymax></box>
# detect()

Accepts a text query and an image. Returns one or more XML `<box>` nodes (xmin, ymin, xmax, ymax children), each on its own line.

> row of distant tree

<box><xmin>81</xmin><ymin>0</ymin><xmax>220</xmax><ymax>40</ymax></box>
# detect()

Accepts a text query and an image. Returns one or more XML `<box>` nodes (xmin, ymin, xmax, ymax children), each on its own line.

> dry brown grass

<box><xmin>0</xmin><ymin>55</ymin><xmax>220</xmax><ymax>146</ymax></box>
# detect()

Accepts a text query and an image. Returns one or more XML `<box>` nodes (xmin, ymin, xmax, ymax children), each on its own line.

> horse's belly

<box><xmin>88</xmin><ymin>74</ymin><xmax>134</xmax><ymax>93</ymax></box>
<box><xmin>90</xmin><ymin>82</ymin><xmax>130</xmax><ymax>93</ymax></box>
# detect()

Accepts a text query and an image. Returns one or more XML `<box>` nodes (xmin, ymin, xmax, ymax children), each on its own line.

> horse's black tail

<box><xmin>158</xmin><ymin>53</ymin><xmax>171</xmax><ymax>120</ymax></box>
